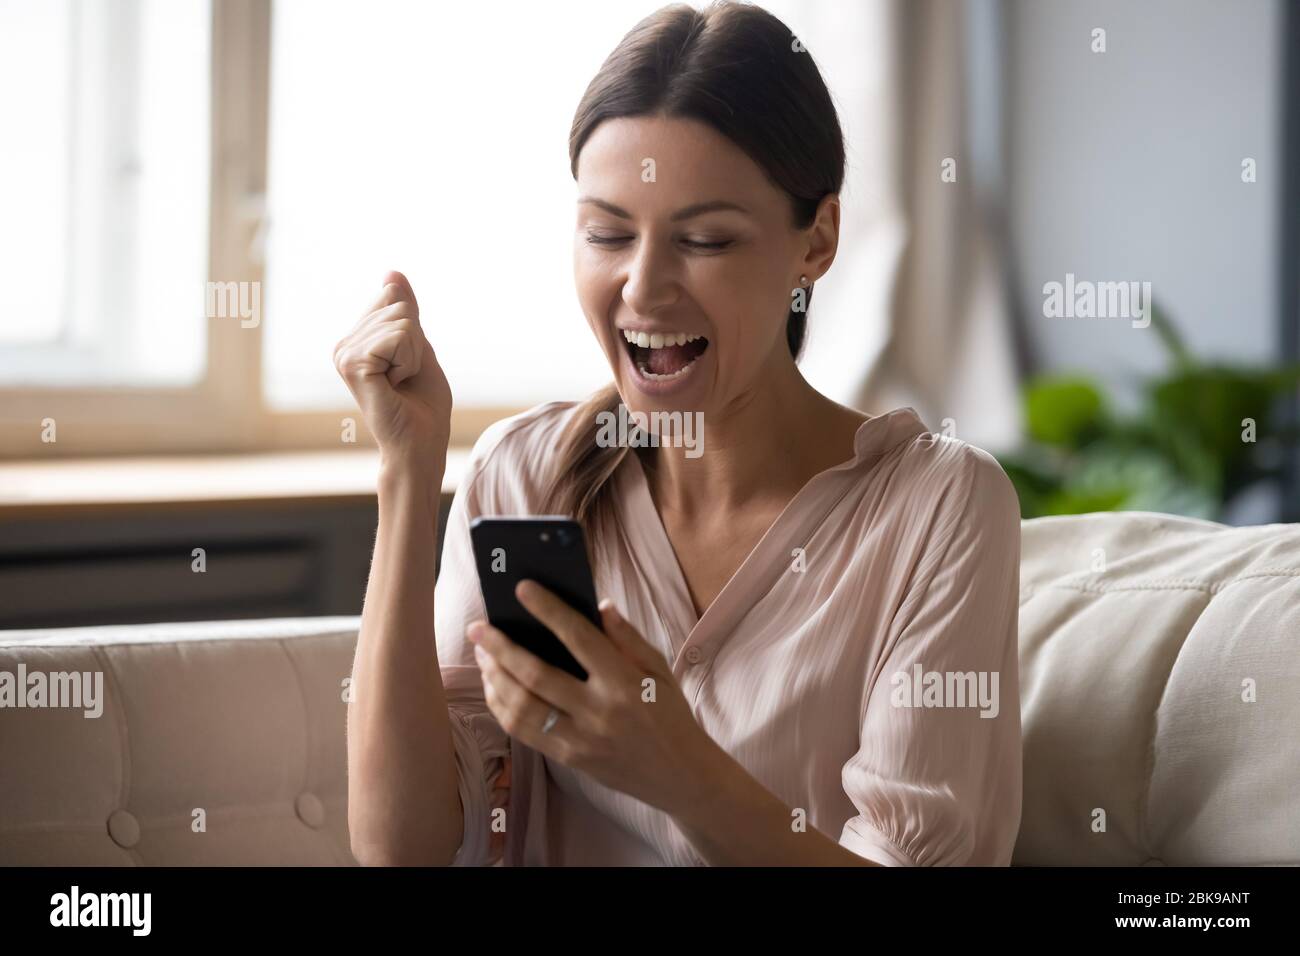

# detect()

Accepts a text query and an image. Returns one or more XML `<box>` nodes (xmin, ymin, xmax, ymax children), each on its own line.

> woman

<box><xmin>338</xmin><ymin>0</ymin><xmax>1022</xmax><ymax>866</ymax></box>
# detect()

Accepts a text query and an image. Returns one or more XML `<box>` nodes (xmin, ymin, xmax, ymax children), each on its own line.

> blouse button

<box><xmin>685</xmin><ymin>646</ymin><xmax>703</xmax><ymax>665</ymax></box>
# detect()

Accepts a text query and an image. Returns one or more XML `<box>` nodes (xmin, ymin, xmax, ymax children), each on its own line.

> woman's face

<box><xmin>573</xmin><ymin>114</ymin><xmax>827</xmax><ymax>418</ymax></box>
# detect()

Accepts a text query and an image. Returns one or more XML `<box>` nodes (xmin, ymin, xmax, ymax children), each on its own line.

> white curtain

<box><xmin>784</xmin><ymin>0</ymin><xmax>1023</xmax><ymax>453</ymax></box>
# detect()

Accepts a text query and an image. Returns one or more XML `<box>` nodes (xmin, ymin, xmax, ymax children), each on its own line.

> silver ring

<box><xmin>541</xmin><ymin>707</ymin><xmax>560</xmax><ymax>734</ymax></box>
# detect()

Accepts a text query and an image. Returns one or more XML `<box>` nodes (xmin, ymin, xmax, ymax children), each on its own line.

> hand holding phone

<box><xmin>469</xmin><ymin>517</ymin><xmax>601</xmax><ymax>680</ymax></box>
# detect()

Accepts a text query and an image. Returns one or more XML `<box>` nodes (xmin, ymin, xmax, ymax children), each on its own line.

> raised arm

<box><xmin>335</xmin><ymin>270</ymin><xmax>463</xmax><ymax>866</ymax></box>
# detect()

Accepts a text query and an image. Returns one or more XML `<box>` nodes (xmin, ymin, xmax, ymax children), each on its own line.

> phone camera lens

<box><xmin>557</xmin><ymin>528</ymin><xmax>572</xmax><ymax>546</ymax></box>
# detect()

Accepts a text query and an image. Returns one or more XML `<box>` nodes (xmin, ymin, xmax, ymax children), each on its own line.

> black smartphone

<box><xmin>468</xmin><ymin>516</ymin><xmax>601</xmax><ymax>680</ymax></box>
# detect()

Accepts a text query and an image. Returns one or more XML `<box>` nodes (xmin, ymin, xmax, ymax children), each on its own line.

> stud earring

<box><xmin>799</xmin><ymin>274</ymin><xmax>809</xmax><ymax>286</ymax></box>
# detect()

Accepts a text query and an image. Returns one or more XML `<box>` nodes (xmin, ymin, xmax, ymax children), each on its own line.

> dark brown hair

<box><xmin>542</xmin><ymin>0</ymin><xmax>846</xmax><ymax>560</ymax></box>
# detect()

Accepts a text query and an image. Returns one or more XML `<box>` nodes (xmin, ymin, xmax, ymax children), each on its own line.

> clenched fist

<box><xmin>334</xmin><ymin>270</ymin><xmax>452</xmax><ymax>473</ymax></box>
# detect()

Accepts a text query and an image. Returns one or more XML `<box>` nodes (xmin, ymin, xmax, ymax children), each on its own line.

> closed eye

<box><xmin>682</xmin><ymin>238</ymin><xmax>733</xmax><ymax>250</ymax></box>
<box><xmin>584</xmin><ymin>233</ymin><xmax>734</xmax><ymax>252</ymax></box>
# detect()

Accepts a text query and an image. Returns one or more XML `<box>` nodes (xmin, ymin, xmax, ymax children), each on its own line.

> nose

<box><xmin>621</xmin><ymin>235</ymin><xmax>680</xmax><ymax>318</ymax></box>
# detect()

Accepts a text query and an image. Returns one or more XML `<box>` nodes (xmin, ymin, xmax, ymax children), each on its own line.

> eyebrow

<box><xmin>576</xmin><ymin>196</ymin><xmax>751</xmax><ymax>221</ymax></box>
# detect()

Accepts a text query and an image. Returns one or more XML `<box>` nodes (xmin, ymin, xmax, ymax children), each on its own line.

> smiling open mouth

<box><xmin>621</xmin><ymin>329</ymin><xmax>710</xmax><ymax>380</ymax></box>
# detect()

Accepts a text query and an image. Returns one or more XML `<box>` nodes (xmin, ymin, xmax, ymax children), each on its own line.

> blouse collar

<box><xmin>623</xmin><ymin>404</ymin><xmax>930</xmax><ymax>481</ymax></box>
<box><xmin>849</xmin><ymin>405</ymin><xmax>930</xmax><ymax>466</ymax></box>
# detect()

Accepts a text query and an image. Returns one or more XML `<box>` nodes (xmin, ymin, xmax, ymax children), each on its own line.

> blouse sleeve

<box><xmin>838</xmin><ymin>446</ymin><xmax>1024</xmax><ymax>866</ymax></box>
<box><xmin>434</xmin><ymin>441</ymin><xmax>512</xmax><ymax>867</ymax></box>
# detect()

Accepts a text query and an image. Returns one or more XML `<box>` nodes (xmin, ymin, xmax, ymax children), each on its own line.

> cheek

<box><xmin>694</xmin><ymin>257</ymin><xmax>789</xmax><ymax>363</ymax></box>
<box><xmin>574</xmin><ymin>246</ymin><xmax>618</xmax><ymax>315</ymax></box>
<box><xmin>574</xmin><ymin>267</ymin><xmax>624</xmax><ymax>369</ymax></box>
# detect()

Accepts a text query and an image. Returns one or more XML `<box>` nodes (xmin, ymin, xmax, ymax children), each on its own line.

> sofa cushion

<box><xmin>1015</xmin><ymin>511</ymin><xmax>1300</xmax><ymax>865</ymax></box>
<box><xmin>0</xmin><ymin>618</ymin><xmax>359</xmax><ymax>866</ymax></box>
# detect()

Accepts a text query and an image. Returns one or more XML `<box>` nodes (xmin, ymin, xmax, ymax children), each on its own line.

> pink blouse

<box><xmin>434</xmin><ymin>401</ymin><xmax>1023</xmax><ymax>865</ymax></box>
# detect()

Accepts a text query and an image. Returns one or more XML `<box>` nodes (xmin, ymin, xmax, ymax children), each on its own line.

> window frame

<box><xmin>0</xmin><ymin>0</ymin><xmax>520</xmax><ymax>460</ymax></box>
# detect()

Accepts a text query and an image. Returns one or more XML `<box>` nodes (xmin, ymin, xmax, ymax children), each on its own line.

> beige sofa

<box><xmin>2</xmin><ymin>511</ymin><xmax>1297</xmax><ymax>866</ymax></box>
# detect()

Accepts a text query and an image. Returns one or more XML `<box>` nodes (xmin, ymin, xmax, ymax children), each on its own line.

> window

<box><xmin>261</xmin><ymin>0</ymin><xmax>639</xmax><ymax>410</ymax></box>
<box><xmin>0</xmin><ymin>0</ymin><xmax>209</xmax><ymax>386</ymax></box>
<box><xmin>0</xmin><ymin>0</ymin><xmax>660</xmax><ymax>457</ymax></box>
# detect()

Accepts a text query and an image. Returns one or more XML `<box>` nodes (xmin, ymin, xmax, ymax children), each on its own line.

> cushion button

<box><xmin>107</xmin><ymin>809</ymin><xmax>140</xmax><ymax>849</ymax></box>
<box><xmin>296</xmin><ymin>792</ymin><xmax>325</xmax><ymax>829</ymax></box>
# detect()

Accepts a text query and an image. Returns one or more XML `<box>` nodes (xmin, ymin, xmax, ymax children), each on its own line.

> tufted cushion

<box><xmin>1015</xmin><ymin>511</ymin><xmax>1300</xmax><ymax>865</ymax></box>
<box><xmin>0</xmin><ymin>618</ymin><xmax>359</xmax><ymax>866</ymax></box>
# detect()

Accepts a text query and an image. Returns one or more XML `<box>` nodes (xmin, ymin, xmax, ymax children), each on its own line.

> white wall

<box><xmin>1006</xmin><ymin>0</ymin><xmax>1284</xmax><ymax>407</ymax></box>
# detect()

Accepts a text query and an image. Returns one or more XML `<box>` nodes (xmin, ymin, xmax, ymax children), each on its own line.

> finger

<box><xmin>354</xmin><ymin>297</ymin><xmax>422</xmax><ymax>343</ymax></box>
<box><xmin>469</xmin><ymin>619</ymin><xmax>588</xmax><ymax>716</ymax></box>
<box><xmin>476</xmin><ymin>642</ymin><xmax>573</xmax><ymax>750</ymax></box>
<box><xmin>368</xmin><ymin>299</ymin><xmax>419</xmax><ymax>328</ymax></box>
<box><xmin>352</xmin><ymin>310</ymin><xmax>419</xmax><ymax>355</ymax></box>
<box><xmin>384</xmin><ymin>331</ymin><xmax>421</xmax><ymax>389</ymax></box>
<box><xmin>378</xmin><ymin>269</ymin><xmax>419</xmax><ymax>318</ymax></box>
<box><xmin>343</xmin><ymin>299</ymin><xmax>416</xmax><ymax>354</ymax></box>
<box><xmin>357</xmin><ymin>325</ymin><xmax>421</xmax><ymax>388</ymax></box>
<box><xmin>514</xmin><ymin>579</ymin><xmax>621</xmax><ymax>676</ymax></box>
<box><xmin>335</xmin><ymin>329</ymin><xmax>410</xmax><ymax>401</ymax></box>
<box><xmin>598</xmin><ymin>599</ymin><xmax>665</xmax><ymax>675</ymax></box>
<box><xmin>360</xmin><ymin>281</ymin><xmax>405</xmax><ymax>322</ymax></box>
<box><xmin>356</xmin><ymin>274</ymin><xmax>418</xmax><ymax>327</ymax></box>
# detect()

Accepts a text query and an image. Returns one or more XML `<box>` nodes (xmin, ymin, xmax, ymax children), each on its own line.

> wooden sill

<box><xmin>0</xmin><ymin>448</ymin><xmax>470</xmax><ymax>519</ymax></box>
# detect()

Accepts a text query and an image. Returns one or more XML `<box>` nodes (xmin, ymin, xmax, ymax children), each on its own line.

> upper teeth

<box><xmin>622</xmin><ymin>330</ymin><xmax>704</xmax><ymax>349</ymax></box>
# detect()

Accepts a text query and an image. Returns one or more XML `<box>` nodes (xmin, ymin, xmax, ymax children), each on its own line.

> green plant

<box><xmin>997</xmin><ymin>304</ymin><xmax>1300</xmax><ymax>520</ymax></box>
